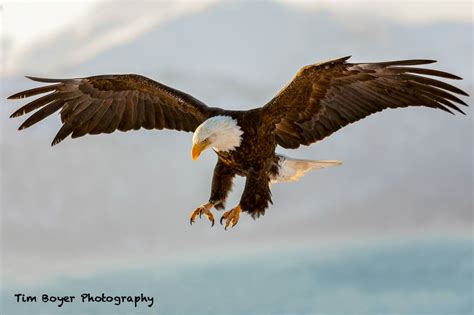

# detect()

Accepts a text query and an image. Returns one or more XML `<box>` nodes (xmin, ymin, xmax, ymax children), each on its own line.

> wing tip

<box><xmin>439</xmin><ymin>104</ymin><xmax>467</xmax><ymax>115</ymax></box>
<box><xmin>454</xmin><ymin>106</ymin><xmax>467</xmax><ymax>115</ymax></box>
<box><xmin>336</xmin><ymin>55</ymin><xmax>352</xmax><ymax>64</ymax></box>
<box><xmin>450</xmin><ymin>73</ymin><xmax>463</xmax><ymax>80</ymax></box>
<box><xmin>51</xmin><ymin>137</ymin><xmax>63</xmax><ymax>146</ymax></box>
<box><xmin>420</xmin><ymin>59</ymin><xmax>437</xmax><ymax>64</ymax></box>
<box><xmin>380</xmin><ymin>59</ymin><xmax>438</xmax><ymax>67</ymax></box>
<box><xmin>434</xmin><ymin>71</ymin><xmax>463</xmax><ymax>80</ymax></box>
<box><xmin>25</xmin><ymin>76</ymin><xmax>65</xmax><ymax>83</ymax></box>
<box><xmin>7</xmin><ymin>93</ymin><xmax>20</xmax><ymax>100</ymax></box>
<box><xmin>7</xmin><ymin>90</ymin><xmax>32</xmax><ymax>100</ymax></box>
<box><xmin>409</xmin><ymin>59</ymin><xmax>437</xmax><ymax>65</ymax></box>
<box><xmin>10</xmin><ymin>111</ymin><xmax>21</xmax><ymax>118</ymax></box>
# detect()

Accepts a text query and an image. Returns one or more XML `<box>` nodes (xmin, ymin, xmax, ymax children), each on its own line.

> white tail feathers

<box><xmin>271</xmin><ymin>155</ymin><xmax>341</xmax><ymax>183</ymax></box>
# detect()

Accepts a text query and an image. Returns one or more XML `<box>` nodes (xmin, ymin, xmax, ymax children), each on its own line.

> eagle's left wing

<box><xmin>262</xmin><ymin>56</ymin><xmax>469</xmax><ymax>149</ymax></box>
<box><xmin>8</xmin><ymin>74</ymin><xmax>218</xmax><ymax>145</ymax></box>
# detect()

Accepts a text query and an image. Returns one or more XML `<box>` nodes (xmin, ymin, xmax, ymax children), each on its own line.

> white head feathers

<box><xmin>193</xmin><ymin>115</ymin><xmax>244</xmax><ymax>152</ymax></box>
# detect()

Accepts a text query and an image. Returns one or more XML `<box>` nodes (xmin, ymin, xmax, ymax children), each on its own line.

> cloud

<box><xmin>2</xmin><ymin>1</ymin><xmax>213</xmax><ymax>76</ymax></box>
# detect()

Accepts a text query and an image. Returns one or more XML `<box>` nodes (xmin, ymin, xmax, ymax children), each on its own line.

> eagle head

<box><xmin>191</xmin><ymin>115</ymin><xmax>243</xmax><ymax>160</ymax></box>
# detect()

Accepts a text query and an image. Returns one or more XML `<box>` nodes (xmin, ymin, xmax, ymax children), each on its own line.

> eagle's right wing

<box><xmin>8</xmin><ymin>74</ymin><xmax>218</xmax><ymax>145</ymax></box>
<box><xmin>262</xmin><ymin>56</ymin><xmax>469</xmax><ymax>149</ymax></box>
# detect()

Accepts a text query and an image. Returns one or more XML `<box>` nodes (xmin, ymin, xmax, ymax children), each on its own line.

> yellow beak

<box><xmin>191</xmin><ymin>142</ymin><xmax>208</xmax><ymax>160</ymax></box>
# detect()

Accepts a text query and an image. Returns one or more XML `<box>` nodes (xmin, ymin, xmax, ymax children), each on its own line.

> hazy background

<box><xmin>1</xmin><ymin>1</ymin><xmax>472</xmax><ymax>314</ymax></box>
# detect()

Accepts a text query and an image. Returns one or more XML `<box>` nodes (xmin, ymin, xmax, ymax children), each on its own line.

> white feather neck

<box><xmin>193</xmin><ymin>116</ymin><xmax>244</xmax><ymax>152</ymax></box>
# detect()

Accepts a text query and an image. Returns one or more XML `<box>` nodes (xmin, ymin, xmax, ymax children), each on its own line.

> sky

<box><xmin>1</xmin><ymin>0</ymin><xmax>214</xmax><ymax>75</ymax></box>
<box><xmin>0</xmin><ymin>1</ymin><xmax>472</xmax><ymax>310</ymax></box>
<box><xmin>2</xmin><ymin>0</ymin><xmax>472</xmax><ymax>76</ymax></box>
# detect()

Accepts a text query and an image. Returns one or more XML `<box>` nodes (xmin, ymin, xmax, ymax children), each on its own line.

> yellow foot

<box><xmin>189</xmin><ymin>202</ymin><xmax>215</xmax><ymax>227</ymax></box>
<box><xmin>220</xmin><ymin>205</ymin><xmax>241</xmax><ymax>230</ymax></box>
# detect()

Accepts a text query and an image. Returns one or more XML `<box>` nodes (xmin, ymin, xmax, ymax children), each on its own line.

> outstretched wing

<box><xmin>8</xmin><ymin>74</ymin><xmax>217</xmax><ymax>145</ymax></box>
<box><xmin>262</xmin><ymin>56</ymin><xmax>469</xmax><ymax>149</ymax></box>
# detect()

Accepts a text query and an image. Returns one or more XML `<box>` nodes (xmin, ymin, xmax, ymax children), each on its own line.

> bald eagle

<box><xmin>8</xmin><ymin>56</ymin><xmax>469</xmax><ymax>229</ymax></box>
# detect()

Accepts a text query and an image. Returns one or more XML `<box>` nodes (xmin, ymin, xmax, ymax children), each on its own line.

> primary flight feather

<box><xmin>8</xmin><ymin>56</ymin><xmax>469</xmax><ymax>229</ymax></box>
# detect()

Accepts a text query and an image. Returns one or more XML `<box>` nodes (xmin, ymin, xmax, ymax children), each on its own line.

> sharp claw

<box><xmin>190</xmin><ymin>203</ymin><xmax>216</xmax><ymax>227</ymax></box>
<box><xmin>220</xmin><ymin>206</ymin><xmax>241</xmax><ymax>230</ymax></box>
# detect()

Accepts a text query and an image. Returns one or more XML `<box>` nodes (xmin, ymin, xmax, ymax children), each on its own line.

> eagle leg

<box><xmin>189</xmin><ymin>202</ymin><xmax>215</xmax><ymax>227</ymax></box>
<box><xmin>220</xmin><ymin>205</ymin><xmax>241</xmax><ymax>230</ymax></box>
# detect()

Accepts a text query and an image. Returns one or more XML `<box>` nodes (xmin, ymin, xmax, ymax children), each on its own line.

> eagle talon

<box><xmin>189</xmin><ymin>202</ymin><xmax>214</xmax><ymax>226</ymax></box>
<box><xmin>220</xmin><ymin>205</ymin><xmax>241</xmax><ymax>230</ymax></box>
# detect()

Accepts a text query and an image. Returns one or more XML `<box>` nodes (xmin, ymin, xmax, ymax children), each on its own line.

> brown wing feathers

<box><xmin>264</xmin><ymin>57</ymin><xmax>469</xmax><ymax>149</ymax></box>
<box><xmin>8</xmin><ymin>58</ymin><xmax>469</xmax><ymax>149</ymax></box>
<box><xmin>8</xmin><ymin>75</ymin><xmax>212</xmax><ymax>145</ymax></box>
